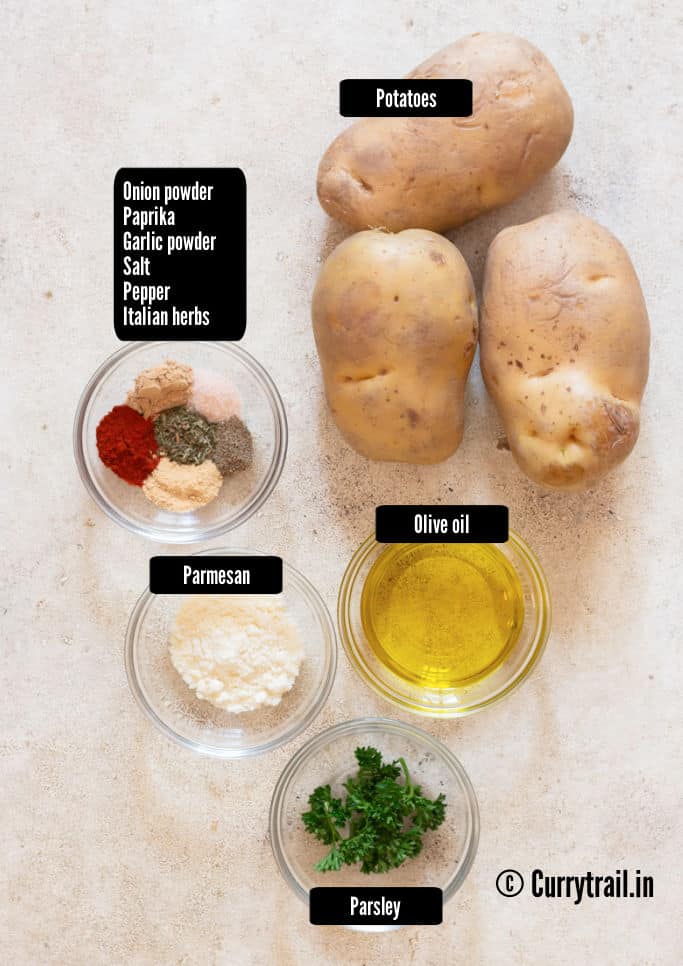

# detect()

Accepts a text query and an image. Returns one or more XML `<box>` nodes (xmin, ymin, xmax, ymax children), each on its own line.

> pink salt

<box><xmin>190</xmin><ymin>367</ymin><xmax>242</xmax><ymax>423</ymax></box>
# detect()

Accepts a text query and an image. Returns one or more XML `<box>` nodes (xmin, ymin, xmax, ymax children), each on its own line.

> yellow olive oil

<box><xmin>360</xmin><ymin>543</ymin><xmax>524</xmax><ymax>688</ymax></box>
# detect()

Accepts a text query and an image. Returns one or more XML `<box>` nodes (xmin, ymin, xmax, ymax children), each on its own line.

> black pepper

<box><xmin>211</xmin><ymin>416</ymin><xmax>253</xmax><ymax>476</ymax></box>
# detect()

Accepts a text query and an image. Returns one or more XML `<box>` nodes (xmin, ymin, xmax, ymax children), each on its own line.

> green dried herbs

<box><xmin>154</xmin><ymin>406</ymin><xmax>216</xmax><ymax>465</ymax></box>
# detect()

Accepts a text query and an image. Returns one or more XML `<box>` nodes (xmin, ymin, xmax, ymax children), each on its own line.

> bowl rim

<box><xmin>124</xmin><ymin>548</ymin><xmax>337</xmax><ymax>758</ymax></box>
<box><xmin>269</xmin><ymin>715</ymin><xmax>480</xmax><ymax>906</ymax></box>
<box><xmin>73</xmin><ymin>340</ymin><xmax>288</xmax><ymax>543</ymax></box>
<box><xmin>338</xmin><ymin>530</ymin><xmax>552</xmax><ymax>718</ymax></box>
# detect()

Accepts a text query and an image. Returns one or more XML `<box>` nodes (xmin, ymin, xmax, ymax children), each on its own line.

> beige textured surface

<box><xmin>1</xmin><ymin>2</ymin><xmax>681</xmax><ymax>964</ymax></box>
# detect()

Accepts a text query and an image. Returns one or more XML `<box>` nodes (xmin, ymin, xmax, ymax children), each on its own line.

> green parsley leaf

<box><xmin>301</xmin><ymin>746</ymin><xmax>447</xmax><ymax>875</ymax></box>
<box><xmin>301</xmin><ymin>785</ymin><xmax>348</xmax><ymax>845</ymax></box>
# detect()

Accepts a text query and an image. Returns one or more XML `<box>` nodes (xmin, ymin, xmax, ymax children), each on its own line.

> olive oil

<box><xmin>360</xmin><ymin>543</ymin><xmax>524</xmax><ymax>688</ymax></box>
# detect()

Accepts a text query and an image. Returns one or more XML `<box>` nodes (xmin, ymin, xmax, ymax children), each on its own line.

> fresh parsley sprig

<box><xmin>301</xmin><ymin>746</ymin><xmax>446</xmax><ymax>874</ymax></box>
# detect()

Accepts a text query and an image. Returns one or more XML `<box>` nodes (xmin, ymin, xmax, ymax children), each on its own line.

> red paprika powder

<box><xmin>96</xmin><ymin>405</ymin><xmax>160</xmax><ymax>486</ymax></box>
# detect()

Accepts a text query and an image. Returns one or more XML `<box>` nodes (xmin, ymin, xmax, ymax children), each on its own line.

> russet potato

<box><xmin>312</xmin><ymin>229</ymin><xmax>478</xmax><ymax>463</ymax></box>
<box><xmin>480</xmin><ymin>210</ymin><xmax>650</xmax><ymax>490</ymax></box>
<box><xmin>317</xmin><ymin>32</ymin><xmax>573</xmax><ymax>233</ymax></box>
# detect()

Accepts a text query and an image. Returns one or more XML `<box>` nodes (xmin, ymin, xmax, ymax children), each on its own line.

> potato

<box><xmin>480</xmin><ymin>210</ymin><xmax>650</xmax><ymax>490</ymax></box>
<box><xmin>317</xmin><ymin>33</ymin><xmax>573</xmax><ymax>233</ymax></box>
<box><xmin>312</xmin><ymin>229</ymin><xmax>478</xmax><ymax>463</ymax></box>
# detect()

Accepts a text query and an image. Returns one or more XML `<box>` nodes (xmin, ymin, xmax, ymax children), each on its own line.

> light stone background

<box><xmin>1</xmin><ymin>1</ymin><xmax>681</xmax><ymax>963</ymax></box>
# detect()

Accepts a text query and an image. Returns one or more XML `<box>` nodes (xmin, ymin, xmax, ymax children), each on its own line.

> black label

<box><xmin>310</xmin><ymin>887</ymin><xmax>442</xmax><ymax>926</ymax></box>
<box><xmin>149</xmin><ymin>555</ymin><xmax>282</xmax><ymax>594</ymax></box>
<box><xmin>340</xmin><ymin>79</ymin><xmax>472</xmax><ymax>117</ymax></box>
<box><xmin>114</xmin><ymin>168</ymin><xmax>246</xmax><ymax>341</ymax></box>
<box><xmin>376</xmin><ymin>505</ymin><xmax>509</xmax><ymax>543</ymax></box>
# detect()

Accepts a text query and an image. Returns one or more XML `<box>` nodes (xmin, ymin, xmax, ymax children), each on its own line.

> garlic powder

<box><xmin>169</xmin><ymin>596</ymin><xmax>304</xmax><ymax>713</ymax></box>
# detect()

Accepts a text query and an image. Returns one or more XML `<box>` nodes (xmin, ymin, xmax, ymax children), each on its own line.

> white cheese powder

<box><xmin>169</xmin><ymin>596</ymin><xmax>304</xmax><ymax>713</ymax></box>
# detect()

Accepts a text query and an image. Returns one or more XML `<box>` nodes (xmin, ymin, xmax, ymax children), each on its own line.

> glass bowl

<box><xmin>73</xmin><ymin>341</ymin><xmax>287</xmax><ymax>542</ymax></box>
<box><xmin>125</xmin><ymin>549</ymin><xmax>337</xmax><ymax>757</ymax></box>
<box><xmin>270</xmin><ymin>717</ymin><xmax>479</xmax><ymax>930</ymax></box>
<box><xmin>338</xmin><ymin>531</ymin><xmax>551</xmax><ymax>718</ymax></box>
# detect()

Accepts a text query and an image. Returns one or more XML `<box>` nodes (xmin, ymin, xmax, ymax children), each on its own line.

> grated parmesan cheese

<box><xmin>169</xmin><ymin>596</ymin><xmax>304</xmax><ymax>713</ymax></box>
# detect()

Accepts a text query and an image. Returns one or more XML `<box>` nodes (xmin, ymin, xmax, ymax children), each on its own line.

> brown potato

<box><xmin>480</xmin><ymin>210</ymin><xmax>650</xmax><ymax>490</ymax></box>
<box><xmin>317</xmin><ymin>33</ymin><xmax>573</xmax><ymax>233</ymax></box>
<box><xmin>312</xmin><ymin>229</ymin><xmax>478</xmax><ymax>463</ymax></box>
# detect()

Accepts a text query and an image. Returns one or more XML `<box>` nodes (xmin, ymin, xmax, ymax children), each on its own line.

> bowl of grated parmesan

<box><xmin>125</xmin><ymin>549</ymin><xmax>337</xmax><ymax>757</ymax></box>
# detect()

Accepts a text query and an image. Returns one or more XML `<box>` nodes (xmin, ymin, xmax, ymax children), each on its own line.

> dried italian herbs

<box><xmin>154</xmin><ymin>406</ymin><xmax>216</xmax><ymax>465</ymax></box>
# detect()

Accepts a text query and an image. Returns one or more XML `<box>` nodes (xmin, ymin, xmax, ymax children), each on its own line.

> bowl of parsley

<box><xmin>269</xmin><ymin>717</ymin><xmax>479</xmax><ymax>930</ymax></box>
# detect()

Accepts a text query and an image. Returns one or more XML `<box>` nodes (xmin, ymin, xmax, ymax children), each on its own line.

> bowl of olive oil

<box><xmin>338</xmin><ymin>532</ymin><xmax>551</xmax><ymax>717</ymax></box>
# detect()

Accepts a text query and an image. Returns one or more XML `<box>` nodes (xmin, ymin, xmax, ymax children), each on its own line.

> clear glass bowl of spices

<box><xmin>338</xmin><ymin>531</ymin><xmax>551</xmax><ymax>717</ymax></box>
<box><xmin>125</xmin><ymin>549</ymin><xmax>337</xmax><ymax>757</ymax></box>
<box><xmin>73</xmin><ymin>342</ymin><xmax>287</xmax><ymax>542</ymax></box>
